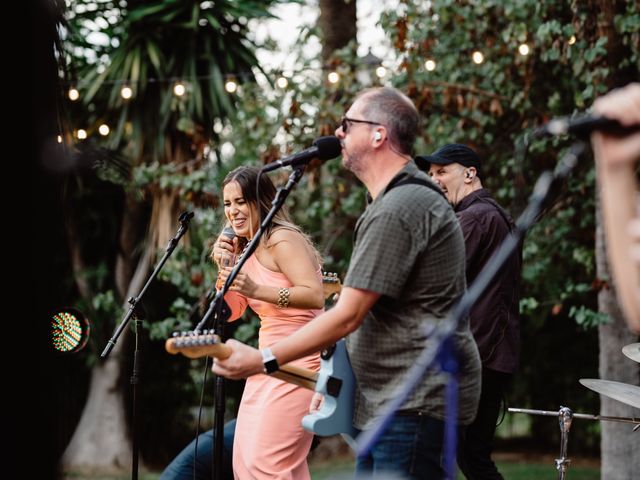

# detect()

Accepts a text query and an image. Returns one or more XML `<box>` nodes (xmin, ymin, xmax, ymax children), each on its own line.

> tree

<box><xmin>59</xmin><ymin>0</ymin><xmax>281</xmax><ymax>471</ymax></box>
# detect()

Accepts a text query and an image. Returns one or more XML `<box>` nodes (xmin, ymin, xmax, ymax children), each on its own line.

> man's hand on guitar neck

<box><xmin>211</xmin><ymin>338</ymin><xmax>263</xmax><ymax>379</ymax></box>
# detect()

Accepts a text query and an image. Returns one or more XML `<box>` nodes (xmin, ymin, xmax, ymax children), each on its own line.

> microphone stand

<box><xmin>355</xmin><ymin>142</ymin><xmax>587</xmax><ymax>479</ymax></box>
<box><xmin>194</xmin><ymin>165</ymin><xmax>307</xmax><ymax>480</ymax></box>
<box><xmin>101</xmin><ymin>211</ymin><xmax>194</xmax><ymax>480</ymax></box>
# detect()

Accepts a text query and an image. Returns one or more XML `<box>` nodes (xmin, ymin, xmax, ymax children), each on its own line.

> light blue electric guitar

<box><xmin>166</xmin><ymin>273</ymin><xmax>358</xmax><ymax>440</ymax></box>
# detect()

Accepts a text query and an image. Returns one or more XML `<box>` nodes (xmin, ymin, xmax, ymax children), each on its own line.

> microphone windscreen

<box><xmin>313</xmin><ymin>136</ymin><xmax>342</xmax><ymax>160</ymax></box>
<box><xmin>221</xmin><ymin>226</ymin><xmax>236</xmax><ymax>240</ymax></box>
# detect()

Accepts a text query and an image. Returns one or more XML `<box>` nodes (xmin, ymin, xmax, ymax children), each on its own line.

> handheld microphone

<box><xmin>534</xmin><ymin>114</ymin><xmax>640</xmax><ymax>138</ymax></box>
<box><xmin>221</xmin><ymin>226</ymin><xmax>236</xmax><ymax>241</ymax></box>
<box><xmin>261</xmin><ymin>136</ymin><xmax>342</xmax><ymax>172</ymax></box>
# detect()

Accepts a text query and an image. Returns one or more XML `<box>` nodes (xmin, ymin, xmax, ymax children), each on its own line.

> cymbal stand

<box><xmin>509</xmin><ymin>406</ymin><xmax>640</xmax><ymax>479</ymax></box>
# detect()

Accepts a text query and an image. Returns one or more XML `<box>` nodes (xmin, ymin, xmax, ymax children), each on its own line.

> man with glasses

<box><xmin>213</xmin><ymin>87</ymin><xmax>481</xmax><ymax>479</ymax></box>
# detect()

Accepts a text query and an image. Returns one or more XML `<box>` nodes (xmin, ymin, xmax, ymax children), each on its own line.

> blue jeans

<box><xmin>355</xmin><ymin>414</ymin><xmax>460</xmax><ymax>480</ymax></box>
<box><xmin>159</xmin><ymin>419</ymin><xmax>236</xmax><ymax>480</ymax></box>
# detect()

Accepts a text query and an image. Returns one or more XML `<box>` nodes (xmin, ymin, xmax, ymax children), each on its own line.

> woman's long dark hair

<box><xmin>221</xmin><ymin>166</ymin><xmax>322</xmax><ymax>264</ymax></box>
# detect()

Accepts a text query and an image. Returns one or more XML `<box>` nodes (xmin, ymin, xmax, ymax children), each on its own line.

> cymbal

<box><xmin>579</xmin><ymin>379</ymin><xmax>640</xmax><ymax>409</ymax></box>
<box><xmin>622</xmin><ymin>343</ymin><xmax>640</xmax><ymax>363</ymax></box>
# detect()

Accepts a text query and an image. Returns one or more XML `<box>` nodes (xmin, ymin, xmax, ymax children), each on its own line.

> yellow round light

<box><xmin>98</xmin><ymin>124</ymin><xmax>110</xmax><ymax>136</ymax></box>
<box><xmin>121</xmin><ymin>86</ymin><xmax>133</xmax><ymax>99</ymax></box>
<box><xmin>225</xmin><ymin>80</ymin><xmax>238</xmax><ymax>93</ymax></box>
<box><xmin>568</xmin><ymin>35</ymin><xmax>576</xmax><ymax>45</ymax></box>
<box><xmin>472</xmin><ymin>51</ymin><xmax>484</xmax><ymax>64</ymax></box>
<box><xmin>68</xmin><ymin>87</ymin><xmax>80</xmax><ymax>101</ymax></box>
<box><xmin>518</xmin><ymin>44</ymin><xmax>530</xmax><ymax>56</ymax></box>
<box><xmin>276</xmin><ymin>76</ymin><xmax>288</xmax><ymax>89</ymax></box>
<box><xmin>327</xmin><ymin>71</ymin><xmax>340</xmax><ymax>84</ymax></box>
<box><xmin>375</xmin><ymin>66</ymin><xmax>387</xmax><ymax>78</ymax></box>
<box><xmin>173</xmin><ymin>82</ymin><xmax>186</xmax><ymax>96</ymax></box>
<box><xmin>424</xmin><ymin>59</ymin><xmax>436</xmax><ymax>71</ymax></box>
<box><xmin>77</xmin><ymin>129</ymin><xmax>87</xmax><ymax>140</ymax></box>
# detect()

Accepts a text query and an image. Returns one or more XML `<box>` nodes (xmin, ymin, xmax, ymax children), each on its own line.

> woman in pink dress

<box><xmin>210</xmin><ymin>166</ymin><xmax>324</xmax><ymax>479</ymax></box>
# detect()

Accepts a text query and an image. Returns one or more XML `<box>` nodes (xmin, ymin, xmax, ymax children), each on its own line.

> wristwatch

<box><xmin>261</xmin><ymin>347</ymin><xmax>279</xmax><ymax>374</ymax></box>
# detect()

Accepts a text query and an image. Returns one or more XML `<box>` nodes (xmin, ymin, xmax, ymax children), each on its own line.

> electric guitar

<box><xmin>165</xmin><ymin>334</ymin><xmax>357</xmax><ymax>439</ymax></box>
<box><xmin>166</xmin><ymin>272</ymin><xmax>358</xmax><ymax>439</ymax></box>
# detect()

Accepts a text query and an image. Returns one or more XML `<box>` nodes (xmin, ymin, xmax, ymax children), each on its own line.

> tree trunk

<box><xmin>318</xmin><ymin>0</ymin><xmax>357</xmax><ymax>64</ymax></box>
<box><xmin>62</xmin><ymin>204</ymin><xmax>152</xmax><ymax>473</ymax></box>
<box><xmin>596</xmin><ymin>188</ymin><xmax>640</xmax><ymax>480</ymax></box>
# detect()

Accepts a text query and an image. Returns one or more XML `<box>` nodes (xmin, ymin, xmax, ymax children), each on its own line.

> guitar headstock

<box><xmin>165</xmin><ymin>330</ymin><xmax>230</xmax><ymax>359</ymax></box>
<box><xmin>322</xmin><ymin>272</ymin><xmax>342</xmax><ymax>300</ymax></box>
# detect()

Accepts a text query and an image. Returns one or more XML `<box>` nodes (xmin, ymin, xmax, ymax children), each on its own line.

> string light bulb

<box><xmin>98</xmin><ymin>124</ymin><xmax>110</xmax><ymax>136</ymax></box>
<box><xmin>120</xmin><ymin>85</ymin><xmax>133</xmax><ymax>100</ymax></box>
<box><xmin>472</xmin><ymin>51</ymin><xmax>484</xmax><ymax>64</ymax></box>
<box><xmin>276</xmin><ymin>76</ymin><xmax>288</xmax><ymax>89</ymax></box>
<box><xmin>77</xmin><ymin>129</ymin><xmax>87</xmax><ymax>140</ymax></box>
<box><xmin>518</xmin><ymin>43</ymin><xmax>530</xmax><ymax>56</ymax></box>
<box><xmin>568</xmin><ymin>35</ymin><xmax>576</xmax><ymax>45</ymax></box>
<box><xmin>68</xmin><ymin>87</ymin><xmax>80</xmax><ymax>101</ymax></box>
<box><xmin>424</xmin><ymin>59</ymin><xmax>436</xmax><ymax>71</ymax></box>
<box><xmin>57</xmin><ymin>135</ymin><xmax>63</xmax><ymax>143</ymax></box>
<box><xmin>375</xmin><ymin>66</ymin><xmax>387</xmax><ymax>78</ymax></box>
<box><xmin>173</xmin><ymin>82</ymin><xmax>186</xmax><ymax>96</ymax></box>
<box><xmin>224</xmin><ymin>79</ymin><xmax>238</xmax><ymax>93</ymax></box>
<box><xmin>327</xmin><ymin>71</ymin><xmax>340</xmax><ymax>84</ymax></box>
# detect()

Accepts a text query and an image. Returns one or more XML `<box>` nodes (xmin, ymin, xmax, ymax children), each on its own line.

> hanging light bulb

<box><xmin>424</xmin><ymin>59</ymin><xmax>436</xmax><ymax>71</ymax></box>
<box><xmin>57</xmin><ymin>135</ymin><xmax>63</xmax><ymax>144</ymax></box>
<box><xmin>327</xmin><ymin>71</ymin><xmax>340</xmax><ymax>84</ymax></box>
<box><xmin>518</xmin><ymin>43</ymin><xmax>530</xmax><ymax>56</ymax></box>
<box><xmin>68</xmin><ymin>87</ymin><xmax>80</xmax><ymax>101</ymax></box>
<box><xmin>375</xmin><ymin>66</ymin><xmax>387</xmax><ymax>78</ymax></box>
<box><xmin>121</xmin><ymin>85</ymin><xmax>133</xmax><ymax>99</ymax></box>
<box><xmin>173</xmin><ymin>81</ymin><xmax>186</xmax><ymax>96</ymax></box>
<box><xmin>225</xmin><ymin>78</ymin><xmax>238</xmax><ymax>93</ymax></box>
<box><xmin>472</xmin><ymin>51</ymin><xmax>484</xmax><ymax>64</ymax></box>
<box><xmin>276</xmin><ymin>76</ymin><xmax>289</xmax><ymax>89</ymax></box>
<box><xmin>98</xmin><ymin>124</ymin><xmax>110</xmax><ymax>136</ymax></box>
<box><xmin>77</xmin><ymin>129</ymin><xmax>87</xmax><ymax>140</ymax></box>
<box><xmin>568</xmin><ymin>35</ymin><xmax>576</xmax><ymax>45</ymax></box>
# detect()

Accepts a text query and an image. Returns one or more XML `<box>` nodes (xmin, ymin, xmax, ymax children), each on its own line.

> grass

<box><xmin>63</xmin><ymin>456</ymin><xmax>600</xmax><ymax>479</ymax></box>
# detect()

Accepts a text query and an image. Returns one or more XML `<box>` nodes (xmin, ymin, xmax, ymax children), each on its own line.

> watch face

<box><xmin>262</xmin><ymin>348</ymin><xmax>279</xmax><ymax>373</ymax></box>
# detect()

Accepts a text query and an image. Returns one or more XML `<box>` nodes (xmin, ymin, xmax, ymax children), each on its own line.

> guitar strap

<box><xmin>365</xmin><ymin>174</ymin><xmax>447</xmax><ymax>204</ymax></box>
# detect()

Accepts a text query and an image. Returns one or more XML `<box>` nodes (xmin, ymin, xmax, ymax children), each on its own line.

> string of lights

<box><xmin>61</xmin><ymin>40</ymin><xmax>545</xmax><ymax>142</ymax></box>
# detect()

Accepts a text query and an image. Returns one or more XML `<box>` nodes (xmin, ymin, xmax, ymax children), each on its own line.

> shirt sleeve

<box><xmin>344</xmin><ymin>210</ymin><xmax>417</xmax><ymax>299</ymax></box>
<box><xmin>457</xmin><ymin>211</ymin><xmax>484</xmax><ymax>274</ymax></box>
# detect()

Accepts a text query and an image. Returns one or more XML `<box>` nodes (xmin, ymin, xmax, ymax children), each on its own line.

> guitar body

<box><xmin>302</xmin><ymin>339</ymin><xmax>358</xmax><ymax>439</ymax></box>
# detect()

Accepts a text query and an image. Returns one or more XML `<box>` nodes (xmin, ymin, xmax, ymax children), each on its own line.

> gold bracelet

<box><xmin>277</xmin><ymin>287</ymin><xmax>290</xmax><ymax>308</ymax></box>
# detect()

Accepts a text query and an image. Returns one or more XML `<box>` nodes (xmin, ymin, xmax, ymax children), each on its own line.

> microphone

<box><xmin>534</xmin><ymin>114</ymin><xmax>640</xmax><ymax>138</ymax></box>
<box><xmin>261</xmin><ymin>136</ymin><xmax>342</xmax><ymax>172</ymax></box>
<box><xmin>221</xmin><ymin>226</ymin><xmax>236</xmax><ymax>242</ymax></box>
<box><xmin>179</xmin><ymin>210</ymin><xmax>194</xmax><ymax>224</ymax></box>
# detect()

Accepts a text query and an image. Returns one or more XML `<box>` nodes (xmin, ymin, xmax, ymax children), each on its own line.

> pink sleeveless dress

<box><xmin>223</xmin><ymin>254</ymin><xmax>322</xmax><ymax>480</ymax></box>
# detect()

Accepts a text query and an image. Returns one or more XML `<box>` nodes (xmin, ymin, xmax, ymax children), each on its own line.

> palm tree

<box><xmin>60</xmin><ymin>0</ymin><xmax>281</xmax><ymax>470</ymax></box>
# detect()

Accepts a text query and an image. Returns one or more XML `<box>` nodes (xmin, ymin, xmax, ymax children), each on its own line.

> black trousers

<box><xmin>457</xmin><ymin>368</ymin><xmax>512</xmax><ymax>480</ymax></box>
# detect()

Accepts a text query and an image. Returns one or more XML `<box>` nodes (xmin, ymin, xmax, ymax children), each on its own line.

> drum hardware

<box><xmin>508</xmin><ymin>406</ymin><xmax>640</xmax><ymax>480</ymax></box>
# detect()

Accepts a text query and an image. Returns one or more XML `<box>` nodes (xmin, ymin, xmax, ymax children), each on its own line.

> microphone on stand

<box><xmin>261</xmin><ymin>136</ymin><xmax>342</xmax><ymax>172</ymax></box>
<box><xmin>534</xmin><ymin>114</ymin><xmax>640</xmax><ymax>138</ymax></box>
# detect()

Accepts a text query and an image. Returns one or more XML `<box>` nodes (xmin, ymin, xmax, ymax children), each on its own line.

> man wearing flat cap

<box><xmin>415</xmin><ymin>144</ymin><xmax>522</xmax><ymax>480</ymax></box>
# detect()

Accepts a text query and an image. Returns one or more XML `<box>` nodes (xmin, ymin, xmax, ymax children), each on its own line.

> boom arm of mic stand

<box><xmin>355</xmin><ymin>142</ymin><xmax>586</xmax><ymax>457</ymax></box>
<box><xmin>101</xmin><ymin>211</ymin><xmax>194</xmax><ymax>358</ymax></box>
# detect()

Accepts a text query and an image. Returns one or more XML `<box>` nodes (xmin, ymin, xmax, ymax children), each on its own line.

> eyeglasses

<box><xmin>340</xmin><ymin>116</ymin><xmax>382</xmax><ymax>133</ymax></box>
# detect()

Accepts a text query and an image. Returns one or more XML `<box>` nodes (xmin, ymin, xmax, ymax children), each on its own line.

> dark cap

<box><xmin>415</xmin><ymin>143</ymin><xmax>482</xmax><ymax>178</ymax></box>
